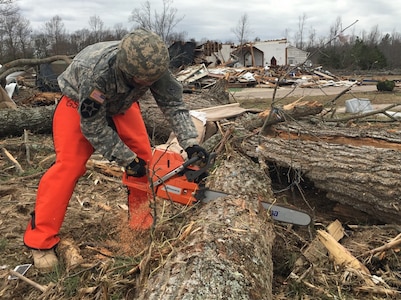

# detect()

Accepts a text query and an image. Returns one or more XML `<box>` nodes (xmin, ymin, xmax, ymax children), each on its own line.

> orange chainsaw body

<box><xmin>123</xmin><ymin>148</ymin><xmax>201</xmax><ymax>206</ymax></box>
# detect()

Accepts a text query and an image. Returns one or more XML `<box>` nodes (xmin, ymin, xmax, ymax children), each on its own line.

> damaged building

<box><xmin>234</xmin><ymin>38</ymin><xmax>309</xmax><ymax>68</ymax></box>
<box><xmin>169</xmin><ymin>38</ymin><xmax>309</xmax><ymax>70</ymax></box>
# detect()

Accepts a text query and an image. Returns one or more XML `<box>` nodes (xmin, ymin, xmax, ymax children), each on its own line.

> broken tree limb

<box><xmin>196</xmin><ymin>110</ymin><xmax>401</xmax><ymax>225</ymax></box>
<box><xmin>317</xmin><ymin>229</ymin><xmax>375</xmax><ymax>286</ymax></box>
<box><xmin>8</xmin><ymin>270</ymin><xmax>49</xmax><ymax>293</ymax></box>
<box><xmin>258</xmin><ymin>100</ymin><xmax>323</xmax><ymax>133</ymax></box>
<box><xmin>1</xmin><ymin>147</ymin><xmax>24</xmax><ymax>174</ymax></box>
<box><xmin>291</xmin><ymin>220</ymin><xmax>345</xmax><ymax>276</ymax></box>
<box><xmin>323</xmin><ymin>85</ymin><xmax>353</xmax><ymax>108</ymax></box>
<box><xmin>256</xmin><ymin>136</ymin><xmax>401</xmax><ymax>224</ymax></box>
<box><xmin>362</xmin><ymin>232</ymin><xmax>401</xmax><ymax>257</ymax></box>
<box><xmin>0</xmin><ymin>55</ymin><xmax>73</xmax><ymax>82</ymax></box>
<box><xmin>324</xmin><ymin>103</ymin><xmax>401</xmax><ymax>123</ymax></box>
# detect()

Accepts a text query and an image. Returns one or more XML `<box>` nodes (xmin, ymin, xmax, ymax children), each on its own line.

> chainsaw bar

<box><xmin>261</xmin><ymin>202</ymin><xmax>311</xmax><ymax>226</ymax></box>
<box><xmin>200</xmin><ymin>189</ymin><xmax>311</xmax><ymax>226</ymax></box>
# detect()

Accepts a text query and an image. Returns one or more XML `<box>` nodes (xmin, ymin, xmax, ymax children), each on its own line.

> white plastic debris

<box><xmin>190</xmin><ymin>110</ymin><xmax>207</xmax><ymax>125</ymax></box>
<box><xmin>345</xmin><ymin>98</ymin><xmax>373</xmax><ymax>113</ymax></box>
<box><xmin>5</xmin><ymin>82</ymin><xmax>17</xmax><ymax>98</ymax></box>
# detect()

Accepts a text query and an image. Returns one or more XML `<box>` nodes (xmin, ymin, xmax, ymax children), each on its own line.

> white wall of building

<box><xmin>253</xmin><ymin>39</ymin><xmax>289</xmax><ymax>66</ymax></box>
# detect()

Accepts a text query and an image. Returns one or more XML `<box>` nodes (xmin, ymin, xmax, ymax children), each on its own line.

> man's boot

<box><xmin>31</xmin><ymin>249</ymin><xmax>58</xmax><ymax>272</ymax></box>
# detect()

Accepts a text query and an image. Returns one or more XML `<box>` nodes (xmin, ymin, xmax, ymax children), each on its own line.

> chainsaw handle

<box><xmin>152</xmin><ymin>152</ymin><xmax>215</xmax><ymax>188</ymax></box>
<box><xmin>182</xmin><ymin>154</ymin><xmax>203</xmax><ymax>168</ymax></box>
<box><xmin>185</xmin><ymin>152</ymin><xmax>216</xmax><ymax>182</ymax></box>
<box><xmin>152</xmin><ymin>154</ymin><xmax>203</xmax><ymax>188</ymax></box>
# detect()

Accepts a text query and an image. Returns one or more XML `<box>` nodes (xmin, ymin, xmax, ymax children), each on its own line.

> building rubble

<box><xmin>174</xmin><ymin>64</ymin><xmax>360</xmax><ymax>92</ymax></box>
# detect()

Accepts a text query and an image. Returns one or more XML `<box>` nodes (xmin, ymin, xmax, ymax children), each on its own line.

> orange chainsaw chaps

<box><xmin>122</xmin><ymin>149</ymin><xmax>200</xmax><ymax>206</ymax></box>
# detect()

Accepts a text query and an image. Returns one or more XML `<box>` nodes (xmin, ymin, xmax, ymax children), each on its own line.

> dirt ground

<box><xmin>0</xmin><ymin>82</ymin><xmax>401</xmax><ymax>299</ymax></box>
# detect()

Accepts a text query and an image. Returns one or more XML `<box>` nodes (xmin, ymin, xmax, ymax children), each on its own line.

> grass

<box><xmin>0</xmin><ymin>238</ymin><xmax>7</xmax><ymax>252</ymax></box>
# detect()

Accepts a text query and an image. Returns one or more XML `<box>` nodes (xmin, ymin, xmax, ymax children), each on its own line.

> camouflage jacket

<box><xmin>58</xmin><ymin>41</ymin><xmax>198</xmax><ymax>167</ymax></box>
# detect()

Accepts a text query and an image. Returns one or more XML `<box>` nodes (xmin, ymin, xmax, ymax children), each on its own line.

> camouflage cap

<box><xmin>117</xmin><ymin>28</ymin><xmax>170</xmax><ymax>83</ymax></box>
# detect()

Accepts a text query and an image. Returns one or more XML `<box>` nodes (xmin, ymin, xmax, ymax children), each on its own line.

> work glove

<box><xmin>185</xmin><ymin>145</ymin><xmax>209</xmax><ymax>164</ymax></box>
<box><xmin>126</xmin><ymin>156</ymin><xmax>147</xmax><ymax>177</ymax></box>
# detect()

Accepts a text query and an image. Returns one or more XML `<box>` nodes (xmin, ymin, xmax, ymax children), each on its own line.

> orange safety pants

<box><xmin>23</xmin><ymin>96</ymin><xmax>152</xmax><ymax>250</ymax></box>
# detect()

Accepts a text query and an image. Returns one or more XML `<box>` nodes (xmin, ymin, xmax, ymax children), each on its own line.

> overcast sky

<box><xmin>17</xmin><ymin>0</ymin><xmax>401</xmax><ymax>43</ymax></box>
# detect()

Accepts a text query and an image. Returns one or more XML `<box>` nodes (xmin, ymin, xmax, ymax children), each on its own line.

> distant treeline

<box><xmin>1</xmin><ymin>2</ymin><xmax>400</xmax><ymax>71</ymax></box>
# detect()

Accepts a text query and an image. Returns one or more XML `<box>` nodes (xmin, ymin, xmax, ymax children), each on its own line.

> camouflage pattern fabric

<box><xmin>58</xmin><ymin>40</ymin><xmax>198</xmax><ymax>167</ymax></box>
<box><xmin>117</xmin><ymin>28</ymin><xmax>169</xmax><ymax>83</ymax></box>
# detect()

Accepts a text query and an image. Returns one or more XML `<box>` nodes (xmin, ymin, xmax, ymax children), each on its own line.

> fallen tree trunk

<box><xmin>0</xmin><ymin>105</ymin><xmax>55</xmax><ymax>137</ymax></box>
<box><xmin>0</xmin><ymin>55</ymin><xmax>73</xmax><ymax>82</ymax></box>
<box><xmin>136</xmin><ymin>153</ymin><xmax>275</xmax><ymax>300</ymax></box>
<box><xmin>240</xmin><ymin>121</ymin><xmax>401</xmax><ymax>224</ymax></box>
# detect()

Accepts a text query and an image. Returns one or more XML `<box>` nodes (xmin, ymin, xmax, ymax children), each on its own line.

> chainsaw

<box><xmin>122</xmin><ymin>148</ymin><xmax>311</xmax><ymax>226</ymax></box>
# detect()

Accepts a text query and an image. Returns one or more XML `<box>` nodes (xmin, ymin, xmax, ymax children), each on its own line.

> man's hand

<box><xmin>185</xmin><ymin>145</ymin><xmax>209</xmax><ymax>164</ymax></box>
<box><xmin>126</xmin><ymin>157</ymin><xmax>147</xmax><ymax>177</ymax></box>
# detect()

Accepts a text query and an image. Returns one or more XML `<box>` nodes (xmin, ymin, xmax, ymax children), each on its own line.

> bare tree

<box><xmin>231</xmin><ymin>13</ymin><xmax>251</xmax><ymax>46</ymax></box>
<box><xmin>366</xmin><ymin>25</ymin><xmax>382</xmax><ymax>46</ymax></box>
<box><xmin>0</xmin><ymin>3</ymin><xmax>18</xmax><ymax>59</ymax></box>
<box><xmin>294</xmin><ymin>13</ymin><xmax>307</xmax><ymax>49</ymax></box>
<box><xmin>283</xmin><ymin>28</ymin><xmax>290</xmax><ymax>41</ymax></box>
<box><xmin>32</xmin><ymin>32</ymin><xmax>49</xmax><ymax>58</ymax></box>
<box><xmin>328</xmin><ymin>16</ymin><xmax>342</xmax><ymax>46</ymax></box>
<box><xmin>44</xmin><ymin>15</ymin><xmax>66</xmax><ymax>55</ymax></box>
<box><xmin>307</xmin><ymin>27</ymin><xmax>316</xmax><ymax>49</ymax></box>
<box><xmin>129</xmin><ymin>0</ymin><xmax>184</xmax><ymax>44</ymax></box>
<box><xmin>69</xmin><ymin>29</ymin><xmax>91</xmax><ymax>54</ymax></box>
<box><xmin>13</xmin><ymin>15</ymin><xmax>31</xmax><ymax>57</ymax></box>
<box><xmin>113</xmin><ymin>23</ymin><xmax>129</xmax><ymax>40</ymax></box>
<box><xmin>0</xmin><ymin>2</ymin><xmax>32</xmax><ymax>60</ymax></box>
<box><xmin>88</xmin><ymin>15</ymin><xmax>105</xmax><ymax>43</ymax></box>
<box><xmin>0</xmin><ymin>0</ymin><xmax>13</xmax><ymax>11</ymax></box>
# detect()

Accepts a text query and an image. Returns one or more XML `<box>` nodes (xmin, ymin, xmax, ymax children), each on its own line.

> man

<box><xmin>23</xmin><ymin>28</ymin><xmax>209</xmax><ymax>272</ymax></box>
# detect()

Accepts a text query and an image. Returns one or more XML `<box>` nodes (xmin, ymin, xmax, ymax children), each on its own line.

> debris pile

<box><xmin>174</xmin><ymin>64</ymin><xmax>360</xmax><ymax>92</ymax></box>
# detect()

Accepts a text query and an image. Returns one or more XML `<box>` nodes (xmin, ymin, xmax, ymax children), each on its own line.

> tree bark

<box><xmin>136</xmin><ymin>152</ymin><xmax>275</xmax><ymax>300</ymax></box>
<box><xmin>242</xmin><ymin>120</ymin><xmax>401</xmax><ymax>224</ymax></box>
<box><xmin>0</xmin><ymin>105</ymin><xmax>55</xmax><ymax>137</ymax></box>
